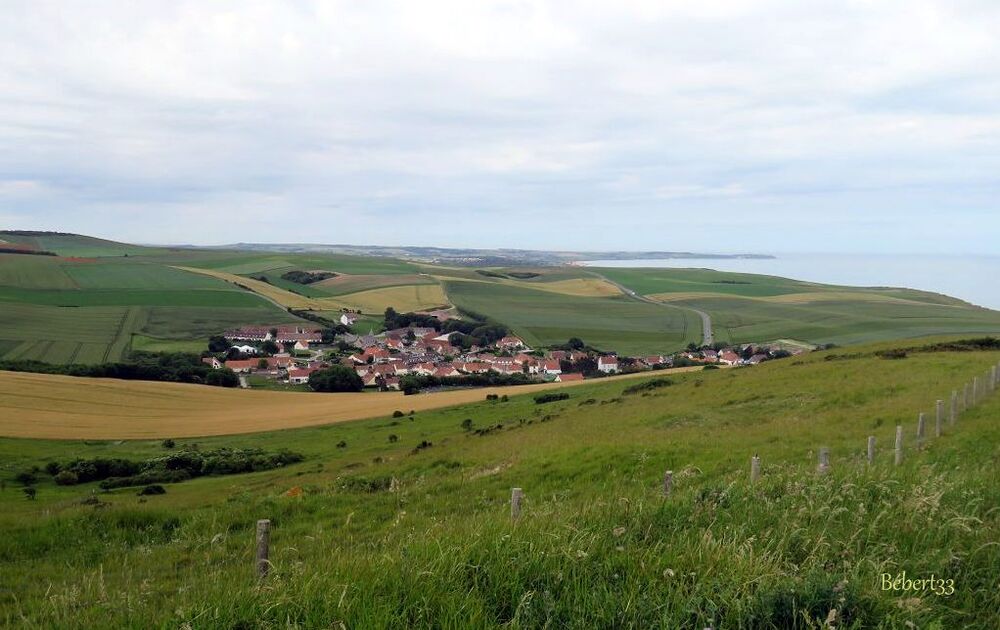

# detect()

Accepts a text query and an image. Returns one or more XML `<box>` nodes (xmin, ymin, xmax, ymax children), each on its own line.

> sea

<box><xmin>579</xmin><ymin>254</ymin><xmax>1000</xmax><ymax>311</ymax></box>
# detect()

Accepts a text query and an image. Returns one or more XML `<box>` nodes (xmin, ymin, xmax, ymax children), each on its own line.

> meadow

<box><xmin>443</xmin><ymin>279</ymin><xmax>701</xmax><ymax>354</ymax></box>
<box><xmin>0</xmin><ymin>338</ymin><xmax>998</xmax><ymax>627</ymax></box>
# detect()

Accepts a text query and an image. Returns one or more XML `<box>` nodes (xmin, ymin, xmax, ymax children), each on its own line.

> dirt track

<box><xmin>0</xmin><ymin>367</ymin><xmax>705</xmax><ymax>440</ymax></box>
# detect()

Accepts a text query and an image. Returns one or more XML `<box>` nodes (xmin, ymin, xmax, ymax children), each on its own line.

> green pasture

<box><xmin>0</xmin><ymin>303</ymin><xmax>144</xmax><ymax>363</ymax></box>
<box><xmin>676</xmin><ymin>295</ymin><xmax>1000</xmax><ymax>346</ymax></box>
<box><xmin>0</xmin><ymin>286</ymin><xmax>266</xmax><ymax>308</ymax></box>
<box><xmin>0</xmin><ymin>255</ymin><xmax>77</xmax><ymax>289</ymax></box>
<box><xmin>597</xmin><ymin>266</ymin><xmax>965</xmax><ymax>305</ymax></box>
<box><xmin>444</xmin><ymin>280</ymin><xmax>700</xmax><ymax>353</ymax></box>
<box><xmin>0</xmin><ymin>232</ymin><xmax>167</xmax><ymax>257</ymax></box>
<box><xmin>179</xmin><ymin>251</ymin><xmax>419</xmax><ymax>276</ymax></box>
<box><xmin>1</xmin><ymin>339</ymin><xmax>999</xmax><ymax>626</ymax></box>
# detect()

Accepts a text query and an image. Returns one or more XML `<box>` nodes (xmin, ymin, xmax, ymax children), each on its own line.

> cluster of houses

<box><xmin>203</xmin><ymin>323</ymin><xmax>797</xmax><ymax>390</ymax></box>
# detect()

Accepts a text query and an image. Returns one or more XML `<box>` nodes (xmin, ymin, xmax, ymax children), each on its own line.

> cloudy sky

<box><xmin>1</xmin><ymin>1</ymin><xmax>998</xmax><ymax>253</ymax></box>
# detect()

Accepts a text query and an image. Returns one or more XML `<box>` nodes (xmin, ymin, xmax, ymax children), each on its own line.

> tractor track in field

<box><xmin>586</xmin><ymin>271</ymin><xmax>714</xmax><ymax>347</ymax></box>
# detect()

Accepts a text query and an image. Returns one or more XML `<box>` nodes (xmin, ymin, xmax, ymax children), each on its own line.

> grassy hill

<box><xmin>597</xmin><ymin>267</ymin><xmax>1000</xmax><ymax>347</ymax></box>
<box><xmin>0</xmin><ymin>337</ymin><xmax>998</xmax><ymax>626</ymax></box>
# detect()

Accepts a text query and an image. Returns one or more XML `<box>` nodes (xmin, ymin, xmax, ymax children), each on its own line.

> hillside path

<box><xmin>587</xmin><ymin>271</ymin><xmax>714</xmax><ymax>346</ymax></box>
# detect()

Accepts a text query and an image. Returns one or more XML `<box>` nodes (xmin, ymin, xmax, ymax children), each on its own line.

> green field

<box><xmin>1</xmin><ymin>339</ymin><xmax>999</xmax><ymax>626</ymax></box>
<box><xmin>444</xmin><ymin>279</ymin><xmax>701</xmax><ymax>353</ymax></box>
<box><xmin>598</xmin><ymin>267</ymin><xmax>966</xmax><ymax>304</ymax></box>
<box><xmin>0</xmin><ymin>303</ymin><xmax>144</xmax><ymax>363</ymax></box>
<box><xmin>676</xmin><ymin>295</ymin><xmax>1000</xmax><ymax>346</ymax></box>
<box><xmin>0</xmin><ymin>231</ymin><xmax>168</xmax><ymax>257</ymax></box>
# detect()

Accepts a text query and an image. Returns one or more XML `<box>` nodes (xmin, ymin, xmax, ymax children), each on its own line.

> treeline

<box><xmin>400</xmin><ymin>372</ymin><xmax>534</xmax><ymax>394</ymax></box>
<box><xmin>0</xmin><ymin>247</ymin><xmax>57</xmax><ymax>256</ymax></box>
<box><xmin>281</xmin><ymin>270</ymin><xmax>337</xmax><ymax>284</ymax></box>
<box><xmin>35</xmin><ymin>447</ymin><xmax>304</xmax><ymax>489</ymax></box>
<box><xmin>0</xmin><ymin>351</ymin><xmax>238</xmax><ymax>387</ymax></box>
<box><xmin>383</xmin><ymin>307</ymin><xmax>510</xmax><ymax>349</ymax></box>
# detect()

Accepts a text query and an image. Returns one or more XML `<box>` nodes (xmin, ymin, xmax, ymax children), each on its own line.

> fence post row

<box><xmin>255</xmin><ymin>519</ymin><xmax>271</xmax><ymax>579</ymax></box>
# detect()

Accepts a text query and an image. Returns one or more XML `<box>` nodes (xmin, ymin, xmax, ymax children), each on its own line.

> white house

<box><xmin>597</xmin><ymin>355</ymin><xmax>619</xmax><ymax>374</ymax></box>
<box><xmin>340</xmin><ymin>313</ymin><xmax>358</xmax><ymax>326</ymax></box>
<box><xmin>233</xmin><ymin>344</ymin><xmax>258</xmax><ymax>355</ymax></box>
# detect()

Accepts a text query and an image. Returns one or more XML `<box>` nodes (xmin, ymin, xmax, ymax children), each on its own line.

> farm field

<box><xmin>443</xmin><ymin>279</ymin><xmax>701</xmax><ymax>354</ymax></box>
<box><xmin>0</xmin><ymin>231</ymin><xmax>168</xmax><ymax>257</ymax></box>
<box><xmin>0</xmin><ymin>338</ymin><xmax>998</xmax><ymax>626</ymax></box>
<box><xmin>0</xmin><ymin>303</ymin><xmax>144</xmax><ymax>363</ymax></box>
<box><xmin>0</xmin><ymin>366</ymin><xmax>692</xmax><ymax>439</ymax></box>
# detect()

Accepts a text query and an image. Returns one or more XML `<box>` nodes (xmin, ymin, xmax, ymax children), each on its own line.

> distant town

<box><xmin>209</xmin><ymin>311</ymin><xmax>804</xmax><ymax>392</ymax></box>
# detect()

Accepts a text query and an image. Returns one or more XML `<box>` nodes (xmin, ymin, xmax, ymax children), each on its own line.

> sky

<box><xmin>1</xmin><ymin>1</ymin><xmax>999</xmax><ymax>254</ymax></box>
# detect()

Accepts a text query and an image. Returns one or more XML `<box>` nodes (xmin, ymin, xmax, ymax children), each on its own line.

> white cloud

<box><xmin>0</xmin><ymin>1</ymin><xmax>998</xmax><ymax>252</ymax></box>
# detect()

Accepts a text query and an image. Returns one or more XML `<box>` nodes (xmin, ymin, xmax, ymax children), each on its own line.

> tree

<box><xmin>567</xmin><ymin>337</ymin><xmax>585</xmax><ymax>350</ymax></box>
<box><xmin>260</xmin><ymin>340</ymin><xmax>280</xmax><ymax>355</ymax></box>
<box><xmin>400</xmin><ymin>375</ymin><xmax>422</xmax><ymax>395</ymax></box>
<box><xmin>208</xmin><ymin>335</ymin><xmax>230</xmax><ymax>353</ymax></box>
<box><xmin>308</xmin><ymin>365</ymin><xmax>364</xmax><ymax>392</ymax></box>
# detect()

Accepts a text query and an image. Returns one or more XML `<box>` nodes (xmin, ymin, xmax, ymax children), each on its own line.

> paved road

<box><xmin>590</xmin><ymin>272</ymin><xmax>714</xmax><ymax>347</ymax></box>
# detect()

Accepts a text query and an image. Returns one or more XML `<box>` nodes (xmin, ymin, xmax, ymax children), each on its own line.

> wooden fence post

<box><xmin>916</xmin><ymin>413</ymin><xmax>926</xmax><ymax>449</ymax></box>
<box><xmin>963</xmin><ymin>383</ymin><xmax>970</xmax><ymax>411</ymax></box>
<box><xmin>511</xmin><ymin>487</ymin><xmax>524</xmax><ymax>520</ymax></box>
<box><xmin>973</xmin><ymin>377</ymin><xmax>980</xmax><ymax>405</ymax></box>
<box><xmin>894</xmin><ymin>425</ymin><xmax>903</xmax><ymax>465</ymax></box>
<box><xmin>991</xmin><ymin>366</ymin><xmax>997</xmax><ymax>392</ymax></box>
<box><xmin>663</xmin><ymin>470</ymin><xmax>673</xmax><ymax>497</ymax></box>
<box><xmin>750</xmin><ymin>454</ymin><xmax>761</xmax><ymax>483</ymax></box>
<box><xmin>950</xmin><ymin>390</ymin><xmax>958</xmax><ymax>425</ymax></box>
<box><xmin>255</xmin><ymin>519</ymin><xmax>271</xmax><ymax>579</ymax></box>
<box><xmin>867</xmin><ymin>436</ymin><xmax>875</xmax><ymax>465</ymax></box>
<box><xmin>817</xmin><ymin>447</ymin><xmax>830</xmax><ymax>474</ymax></box>
<box><xmin>935</xmin><ymin>400</ymin><xmax>944</xmax><ymax>438</ymax></box>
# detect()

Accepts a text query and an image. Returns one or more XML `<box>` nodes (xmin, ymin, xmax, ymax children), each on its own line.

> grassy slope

<box><xmin>598</xmin><ymin>267</ymin><xmax>1000</xmax><ymax>346</ymax></box>
<box><xmin>443</xmin><ymin>279</ymin><xmax>701</xmax><ymax>354</ymax></box>
<box><xmin>0</xmin><ymin>339</ymin><xmax>998</xmax><ymax>626</ymax></box>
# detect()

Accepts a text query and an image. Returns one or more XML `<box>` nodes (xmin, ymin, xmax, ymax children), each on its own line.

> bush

<box><xmin>534</xmin><ymin>392</ymin><xmax>570</xmax><ymax>404</ymax></box>
<box><xmin>392</xmin><ymin>410</ymin><xmax>404</xmax><ymax>418</ymax></box>
<box><xmin>44</xmin><ymin>462</ymin><xmax>61</xmax><ymax>476</ymax></box>
<box><xmin>623</xmin><ymin>378</ymin><xmax>674</xmax><ymax>395</ymax></box>
<box><xmin>161</xmin><ymin>438</ymin><xmax>176</xmax><ymax>449</ymax></box>
<box><xmin>23</xmin><ymin>487</ymin><xmax>36</xmax><ymax>501</ymax></box>
<box><xmin>337</xmin><ymin>440</ymin><xmax>347</xmax><ymax>448</ymax></box>
<box><xmin>388</xmin><ymin>434</ymin><xmax>398</xmax><ymax>443</ymax></box>
<box><xmin>14</xmin><ymin>471</ymin><xmax>37</xmax><ymax>486</ymax></box>
<box><xmin>309</xmin><ymin>365</ymin><xmax>364</xmax><ymax>392</ymax></box>
<box><xmin>137</xmin><ymin>485</ymin><xmax>166</xmax><ymax>496</ymax></box>
<box><xmin>54</xmin><ymin>470</ymin><xmax>79</xmax><ymax>486</ymax></box>
<box><xmin>461</xmin><ymin>418</ymin><xmax>474</xmax><ymax>431</ymax></box>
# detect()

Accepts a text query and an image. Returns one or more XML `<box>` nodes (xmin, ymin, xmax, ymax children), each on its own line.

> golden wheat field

<box><xmin>0</xmin><ymin>368</ymin><xmax>703</xmax><ymax>439</ymax></box>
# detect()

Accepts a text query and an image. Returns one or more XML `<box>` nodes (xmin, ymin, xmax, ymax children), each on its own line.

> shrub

<box><xmin>54</xmin><ymin>470</ymin><xmax>79</xmax><ymax>486</ymax></box>
<box><xmin>392</xmin><ymin>410</ymin><xmax>404</xmax><ymax>418</ymax></box>
<box><xmin>23</xmin><ymin>487</ymin><xmax>36</xmax><ymax>501</ymax></box>
<box><xmin>337</xmin><ymin>440</ymin><xmax>347</xmax><ymax>448</ymax></box>
<box><xmin>137</xmin><ymin>485</ymin><xmax>166</xmax><ymax>496</ymax></box>
<box><xmin>309</xmin><ymin>365</ymin><xmax>364</xmax><ymax>392</ymax></box>
<box><xmin>534</xmin><ymin>392</ymin><xmax>569</xmax><ymax>404</ymax></box>
<box><xmin>623</xmin><ymin>378</ymin><xmax>674</xmax><ymax>395</ymax></box>
<box><xmin>388</xmin><ymin>434</ymin><xmax>398</xmax><ymax>443</ymax></box>
<box><xmin>161</xmin><ymin>438</ymin><xmax>176</xmax><ymax>449</ymax></box>
<box><xmin>44</xmin><ymin>462</ymin><xmax>61</xmax><ymax>476</ymax></box>
<box><xmin>412</xmin><ymin>440</ymin><xmax>433</xmax><ymax>453</ymax></box>
<box><xmin>461</xmin><ymin>418</ymin><xmax>474</xmax><ymax>431</ymax></box>
<box><xmin>14</xmin><ymin>471</ymin><xmax>37</xmax><ymax>486</ymax></box>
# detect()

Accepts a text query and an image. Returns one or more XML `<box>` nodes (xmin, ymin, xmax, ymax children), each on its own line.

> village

<box><xmin>205</xmin><ymin>317</ymin><xmax>802</xmax><ymax>392</ymax></box>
